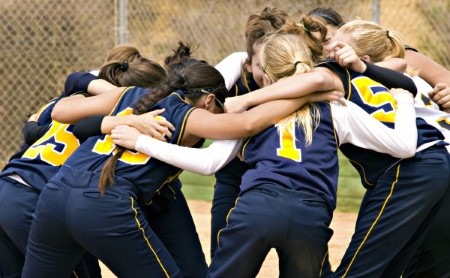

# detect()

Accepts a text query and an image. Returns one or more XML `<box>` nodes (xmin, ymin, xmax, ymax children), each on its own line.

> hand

<box><xmin>129</xmin><ymin>109</ymin><xmax>175</xmax><ymax>141</ymax></box>
<box><xmin>111</xmin><ymin>125</ymin><xmax>142</xmax><ymax>150</ymax></box>
<box><xmin>28</xmin><ymin>113</ymin><xmax>38</xmax><ymax>122</ymax></box>
<box><xmin>389</xmin><ymin>88</ymin><xmax>414</xmax><ymax>101</ymax></box>
<box><xmin>307</xmin><ymin>90</ymin><xmax>346</xmax><ymax>106</ymax></box>
<box><xmin>428</xmin><ymin>83</ymin><xmax>450</xmax><ymax>112</ymax></box>
<box><xmin>224</xmin><ymin>95</ymin><xmax>248</xmax><ymax>113</ymax></box>
<box><xmin>326</xmin><ymin>41</ymin><xmax>366</xmax><ymax>73</ymax></box>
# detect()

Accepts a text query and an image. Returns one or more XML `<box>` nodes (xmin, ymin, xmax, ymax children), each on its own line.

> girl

<box><xmin>329</xmin><ymin>19</ymin><xmax>450</xmax><ymax>277</ymax></box>
<box><xmin>0</xmin><ymin>44</ymin><xmax>167</xmax><ymax>278</ymax></box>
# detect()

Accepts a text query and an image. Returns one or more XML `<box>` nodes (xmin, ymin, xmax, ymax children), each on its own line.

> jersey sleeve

<box><xmin>332</xmin><ymin>95</ymin><xmax>417</xmax><ymax>158</ymax></box>
<box><xmin>135</xmin><ymin>135</ymin><xmax>243</xmax><ymax>175</ymax></box>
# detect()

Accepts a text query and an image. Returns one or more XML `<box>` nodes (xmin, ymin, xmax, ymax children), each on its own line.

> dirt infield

<box><xmin>101</xmin><ymin>200</ymin><xmax>357</xmax><ymax>277</ymax></box>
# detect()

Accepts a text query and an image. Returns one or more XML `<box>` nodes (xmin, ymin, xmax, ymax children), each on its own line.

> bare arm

<box><xmin>224</xmin><ymin>70</ymin><xmax>337</xmax><ymax>113</ymax></box>
<box><xmin>52</xmin><ymin>83</ymin><xmax>125</xmax><ymax>124</ymax></box>
<box><xmin>405</xmin><ymin>49</ymin><xmax>450</xmax><ymax>87</ymax></box>
<box><xmin>184</xmin><ymin>89</ymin><xmax>342</xmax><ymax>142</ymax></box>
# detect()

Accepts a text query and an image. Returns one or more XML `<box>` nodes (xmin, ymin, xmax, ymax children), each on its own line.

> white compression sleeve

<box><xmin>332</xmin><ymin>93</ymin><xmax>417</xmax><ymax>159</ymax></box>
<box><xmin>215</xmin><ymin>52</ymin><xmax>248</xmax><ymax>91</ymax></box>
<box><xmin>135</xmin><ymin>136</ymin><xmax>243</xmax><ymax>175</ymax></box>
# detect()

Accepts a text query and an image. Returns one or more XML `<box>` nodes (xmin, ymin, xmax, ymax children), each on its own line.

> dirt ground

<box><xmin>101</xmin><ymin>200</ymin><xmax>357</xmax><ymax>277</ymax></box>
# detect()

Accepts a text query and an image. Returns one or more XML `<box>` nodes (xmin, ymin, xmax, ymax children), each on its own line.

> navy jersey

<box><xmin>35</xmin><ymin>97</ymin><xmax>59</xmax><ymax>126</ymax></box>
<box><xmin>240</xmin><ymin>102</ymin><xmax>339</xmax><ymax>213</ymax></box>
<box><xmin>1</xmin><ymin>97</ymin><xmax>81</xmax><ymax>191</ymax></box>
<box><xmin>228</xmin><ymin>70</ymin><xmax>259</xmax><ymax>97</ymax></box>
<box><xmin>317</xmin><ymin>60</ymin><xmax>444</xmax><ymax>188</ymax></box>
<box><xmin>64</xmin><ymin>87</ymin><xmax>202</xmax><ymax>206</ymax></box>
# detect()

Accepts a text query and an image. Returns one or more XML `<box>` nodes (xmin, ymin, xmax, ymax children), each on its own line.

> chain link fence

<box><xmin>0</xmin><ymin>0</ymin><xmax>449</xmax><ymax>164</ymax></box>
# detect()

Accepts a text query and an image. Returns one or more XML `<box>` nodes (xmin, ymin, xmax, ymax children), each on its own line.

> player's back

<box><xmin>240</xmin><ymin>101</ymin><xmax>339</xmax><ymax>212</ymax></box>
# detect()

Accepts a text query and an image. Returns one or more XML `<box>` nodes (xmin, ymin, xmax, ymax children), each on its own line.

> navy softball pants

<box><xmin>0</xmin><ymin>177</ymin><xmax>92</xmax><ymax>278</ymax></box>
<box><xmin>209</xmin><ymin>184</ymin><xmax>333</xmax><ymax>278</ymax></box>
<box><xmin>210</xmin><ymin>158</ymin><xmax>247</xmax><ymax>259</ymax></box>
<box><xmin>402</xmin><ymin>152</ymin><xmax>450</xmax><ymax>278</ymax></box>
<box><xmin>145</xmin><ymin>182</ymin><xmax>208</xmax><ymax>278</ymax></box>
<box><xmin>334</xmin><ymin>146</ymin><xmax>450</xmax><ymax>277</ymax></box>
<box><xmin>22</xmin><ymin>171</ymin><xmax>182</xmax><ymax>278</ymax></box>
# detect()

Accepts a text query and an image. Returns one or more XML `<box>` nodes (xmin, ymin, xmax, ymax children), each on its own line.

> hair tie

<box><xmin>299</xmin><ymin>22</ymin><xmax>309</xmax><ymax>33</ymax></box>
<box><xmin>386</xmin><ymin>30</ymin><xmax>390</xmax><ymax>37</ymax></box>
<box><xmin>294</xmin><ymin>61</ymin><xmax>302</xmax><ymax>68</ymax></box>
<box><xmin>120</xmin><ymin>61</ymin><xmax>129</xmax><ymax>72</ymax></box>
<box><xmin>302</xmin><ymin>24</ymin><xmax>309</xmax><ymax>33</ymax></box>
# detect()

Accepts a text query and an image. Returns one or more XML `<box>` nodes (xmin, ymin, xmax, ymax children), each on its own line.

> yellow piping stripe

<box><xmin>342</xmin><ymin>164</ymin><xmax>401</xmax><ymax>277</ymax></box>
<box><xmin>216</xmin><ymin>197</ymin><xmax>239</xmax><ymax>249</ymax></box>
<box><xmin>319</xmin><ymin>250</ymin><xmax>328</xmax><ymax>277</ymax></box>
<box><xmin>347</xmin><ymin>159</ymin><xmax>376</xmax><ymax>187</ymax></box>
<box><xmin>72</xmin><ymin>271</ymin><xmax>79</xmax><ymax>278</ymax></box>
<box><xmin>130</xmin><ymin>197</ymin><xmax>170</xmax><ymax>278</ymax></box>
<box><xmin>176</xmin><ymin>107</ymin><xmax>196</xmax><ymax>145</ymax></box>
<box><xmin>242</xmin><ymin>70</ymin><xmax>251</xmax><ymax>93</ymax></box>
<box><xmin>109</xmin><ymin>87</ymin><xmax>136</xmax><ymax>116</ymax></box>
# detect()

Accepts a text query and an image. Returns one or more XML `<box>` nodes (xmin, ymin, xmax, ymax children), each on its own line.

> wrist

<box><xmin>359</xmin><ymin>60</ymin><xmax>368</xmax><ymax>73</ymax></box>
<box><xmin>394</xmin><ymin>93</ymin><xmax>414</xmax><ymax>105</ymax></box>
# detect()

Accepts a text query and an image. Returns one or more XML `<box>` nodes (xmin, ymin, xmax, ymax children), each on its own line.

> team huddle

<box><xmin>0</xmin><ymin>5</ymin><xmax>450</xmax><ymax>278</ymax></box>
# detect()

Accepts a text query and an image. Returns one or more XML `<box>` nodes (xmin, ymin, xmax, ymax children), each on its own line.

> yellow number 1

<box><xmin>276</xmin><ymin>120</ymin><xmax>302</xmax><ymax>162</ymax></box>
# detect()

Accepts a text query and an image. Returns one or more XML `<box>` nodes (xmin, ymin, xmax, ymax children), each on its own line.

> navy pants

<box><xmin>334</xmin><ymin>146</ymin><xmax>450</xmax><ymax>277</ymax></box>
<box><xmin>209</xmin><ymin>184</ymin><xmax>333</xmax><ymax>278</ymax></box>
<box><xmin>402</xmin><ymin>152</ymin><xmax>450</xmax><ymax>277</ymax></box>
<box><xmin>0</xmin><ymin>177</ymin><xmax>92</xmax><ymax>278</ymax></box>
<box><xmin>210</xmin><ymin>158</ymin><xmax>247</xmax><ymax>258</ymax></box>
<box><xmin>145</xmin><ymin>182</ymin><xmax>208</xmax><ymax>278</ymax></box>
<box><xmin>22</xmin><ymin>170</ymin><xmax>182</xmax><ymax>278</ymax></box>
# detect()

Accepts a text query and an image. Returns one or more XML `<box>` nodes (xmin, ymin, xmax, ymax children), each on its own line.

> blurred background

<box><xmin>0</xmin><ymin>0</ymin><xmax>448</xmax><ymax>210</ymax></box>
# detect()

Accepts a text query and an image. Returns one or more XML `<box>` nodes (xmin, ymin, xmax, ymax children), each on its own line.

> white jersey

<box><xmin>412</xmin><ymin>76</ymin><xmax>450</xmax><ymax>153</ymax></box>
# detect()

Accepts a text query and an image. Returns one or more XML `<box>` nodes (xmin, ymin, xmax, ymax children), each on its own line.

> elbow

<box><xmin>396</xmin><ymin>141</ymin><xmax>417</xmax><ymax>159</ymax></box>
<box><xmin>314</xmin><ymin>72</ymin><xmax>335</xmax><ymax>90</ymax></box>
<box><xmin>398</xmin><ymin>147</ymin><xmax>416</xmax><ymax>159</ymax></box>
<box><xmin>241</xmin><ymin>117</ymin><xmax>261</xmax><ymax>137</ymax></box>
<box><xmin>51</xmin><ymin>106</ymin><xmax>64</xmax><ymax>122</ymax></box>
<box><xmin>51</xmin><ymin>106</ymin><xmax>73</xmax><ymax>123</ymax></box>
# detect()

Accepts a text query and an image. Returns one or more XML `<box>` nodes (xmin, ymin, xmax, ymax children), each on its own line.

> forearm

<box><xmin>22</xmin><ymin>122</ymin><xmax>50</xmax><ymax>145</ymax></box>
<box><xmin>375</xmin><ymin>58</ymin><xmax>407</xmax><ymax>73</ymax></box>
<box><xmin>363</xmin><ymin>63</ymin><xmax>417</xmax><ymax>96</ymax></box>
<box><xmin>135</xmin><ymin>136</ymin><xmax>242</xmax><ymax>175</ymax></box>
<box><xmin>100</xmin><ymin>115</ymin><xmax>137</xmax><ymax>134</ymax></box>
<box><xmin>405</xmin><ymin>50</ymin><xmax>450</xmax><ymax>87</ymax></box>
<box><xmin>52</xmin><ymin>87</ymin><xmax>124</xmax><ymax>123</ymax></box>
<box><xmin>242</xmin><ymin>71</ymin><xmax>334</xmax><ymax>107</ymax></box>
<box><xmin>87</xmin><ymin>79</ymin><xmax>120</xmax><ymax>96</ymax></box>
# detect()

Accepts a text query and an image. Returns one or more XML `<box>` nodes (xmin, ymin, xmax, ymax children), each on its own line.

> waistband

<box><xmin>51</xmin><ymin>165</ymin><xmax>137</xmax><ymax>197</ymax></box>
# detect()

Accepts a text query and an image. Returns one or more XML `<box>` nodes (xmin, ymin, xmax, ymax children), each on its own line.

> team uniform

<box><xmin>318</xmin><ymin>61</ymin><xmax>450</xmax><ymax>277</ymax></box>
<box><xmin>210</xmin><ymin>70</ymin><xmax>256</xmax><ymax>258</ymax></box>
<box><xmin>403</xmin><ymin>75</ymin><xmax>450</xmax><ymax>277</ymax></box>
<box><xmin>208</xmin><ymin>81</ymin><xmax>418</xmax><ymax>278</ymax></box>
<box><xmin>68</xmin><ymin>71</ymin><xmax>209</xmax><ymax>278</ymax></box>
<box><xmin>0</xmin><ymin>97</ymin><xmax>92</xmax><ymax>278</ymax></box>
<box><xmin>22</xmin><ymin>88</ymin><xmax>203</xmax><ymax>278</ymax></box>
